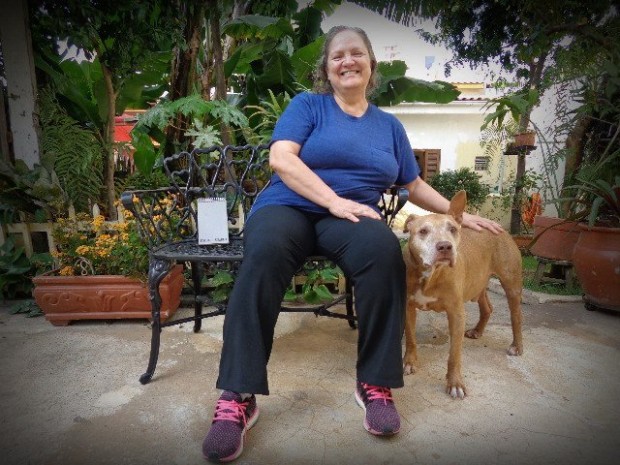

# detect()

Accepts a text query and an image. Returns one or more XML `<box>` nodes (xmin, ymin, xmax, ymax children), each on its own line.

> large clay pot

<box><xmin>514</xmin><ymin>130</ymin><xmax>536</xmax><ymax>147</ymax></box>
<box><xmin>33</xmin><ymin>265</ymin><xmax>184</xmax><ymax>326</ymax></box>
<box><xmin>530</xmin><ymin>216</ymin><xmax>581</xmax><ymax>261</ymax></box>
<box><xmin>572</xmin><ymin>224</ymin><xmax>620</xmax><ymax>311</ymax></box>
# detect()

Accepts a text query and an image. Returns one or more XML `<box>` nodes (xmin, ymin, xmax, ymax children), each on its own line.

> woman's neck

<box><xmin>333</xmin><ymin>92</ymin><xmax>369</xmax><ymax>117</ymax></box>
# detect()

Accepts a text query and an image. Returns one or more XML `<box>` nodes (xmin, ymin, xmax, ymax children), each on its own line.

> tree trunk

<box><xmin>509</xmin><ymin>52</ymin><xmax>547</xmax><ymax>234</ymax></box>
<box><xmin>165</xmin><ymin>2</ymin><xmax>205</xmax><ymax>154</ymax></box>
<box><xmin>208</xmin><ymin>0</ymin><xmax>232</xmax><ymax>147</ymax></box>
<box><xmin>100</xmin><ymin>63</ymin><xmax>117</xmax><ymax>220</ymax></box>
<box><xmin>559</xmin><ymin>115</ymin><xmax>591</xmax><ymax>217</ymax></box>
<box><xmin>0</xmin><ymin>0</ymin><xmax>40</xmax><ymax>167</ymax></box>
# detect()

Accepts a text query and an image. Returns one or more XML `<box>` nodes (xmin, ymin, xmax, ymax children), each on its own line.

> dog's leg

<box><xmin>446</xmin><ymin>305</ymin><xmax>466</xmax><ymax>399</ymax></box>
<box><xmin>504</xmin><ymin>286</ymin><xmax>523</xmax><ymax>356</ymax></box>
<box><xmin>403</xmin><ymin>298</ymin><xmax>419</xmax><ymax>375</ymax></box>
<box><xmin>465</xmin><ymin>290</ymin><xmax>493</xmax><ymax>339</ymax></box>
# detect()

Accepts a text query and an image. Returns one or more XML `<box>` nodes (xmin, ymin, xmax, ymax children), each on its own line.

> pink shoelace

<box><xmin>361</xmin><ymin>383</ymin><xmax>393</xmax><ymax>405</ymax></box>
<box><xmin>213</xmin><ymin>398</ymin><xmax>249</xmax><ymax>425</ymax></box>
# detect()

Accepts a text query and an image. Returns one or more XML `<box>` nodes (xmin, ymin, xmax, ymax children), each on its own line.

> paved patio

<box><xmin>1</xmin><ymin>287</ymin><xmax>619</xmax><ymax>465</ymax></box>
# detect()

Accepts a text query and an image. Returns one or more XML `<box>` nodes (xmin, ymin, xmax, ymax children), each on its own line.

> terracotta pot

<box><xmin>33</xmin><ymin>265</ymin><xmax>184</xmax><ymax>326</ymax></box>
<box><xmin>514</xmin><ymin>131</ymin><xmax>536</xmax><ymax>147</ymax></box>
<box><xmin>572</xmin><ymin>224</ymin><xmax>620</xmax><ymax>311</ymax></box>
<box><xmin>529</xmin><ymin>216</ymin><xmax>580</xmax><ymax>261</ymax></box>
<box><xmin>511</xmin><ymin>234</ymin><xmax>534</xmax><ymax>251</ymax></box>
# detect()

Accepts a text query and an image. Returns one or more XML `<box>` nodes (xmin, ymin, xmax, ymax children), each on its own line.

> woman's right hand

<box><xmin>328</xmin><ymin>197</ymin><xmax>381</xmax><ymax>223</ymax></box>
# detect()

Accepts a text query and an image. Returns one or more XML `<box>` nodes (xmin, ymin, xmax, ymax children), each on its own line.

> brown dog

<box><xmin>402</xmin><ymin>190</ymin><xmax>523</xmax><ymax>398</ymax></box>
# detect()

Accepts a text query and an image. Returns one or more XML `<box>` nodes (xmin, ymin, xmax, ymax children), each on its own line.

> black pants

<box><xmin>216</xmin><ymin>205</ymin><xmax>406</xmax><ymax>395</ymax></box>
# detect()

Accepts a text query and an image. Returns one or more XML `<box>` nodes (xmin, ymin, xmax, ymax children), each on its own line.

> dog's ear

<box><xmin>447</xmin><ymin>190</ymin><xmax>467</xmax><ymax>224</ymax></box>
<box><xmin>403</xmin><ymin>214</ymin><xmax>418</xmax><ymax>233</ymax></box>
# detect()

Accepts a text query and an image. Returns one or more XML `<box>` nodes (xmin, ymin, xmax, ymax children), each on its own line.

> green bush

<box><xmin>427</xmin><ymin>167</ymin><xmax>491</xmax><ymax>212</ymax></box>
<box><xmin>0</xmin><ymin>237</ymin><xmax>53</xmax><ymax>299</ymax></box>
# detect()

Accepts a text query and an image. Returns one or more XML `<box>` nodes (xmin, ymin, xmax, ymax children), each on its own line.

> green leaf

<box><xmin>186</xmin><ymin>121</ymin><xmax>222</xmax><ymax>149</ymax></box>
<box><xmin>291</xmin><ymin>37</ymin><xmax>324</xmax><ymax>87</ymax></box>
<box><xmin>131</xmin><ymin>130</ymin><xmax>158</xmax><ymax>175</ymax></box>
<box><xmin>256</xmin><ymin>50</ymin><xmax>296</xmax><ymax>88</ymax></box>
<box><xmin>377</xmin><ymin>60</ymin><xmax>408</xmax><ymax>79</ymax></box>
<box><xmin>302</xmin><ymin>288</ymin><xmax>320</xmax><ymax>304</ymax></box>
<box><xmin>319</xmin><ymin>267</ymin><xmax>340</xmax><ymax>281</ymax></box>
<box><xmin>314</xmin><ymin>284</ymin><xmax>334</xmax><ymax>302</ymax></box>
<box><xmin>283</xmin><ymin>288</ymin><xmax>298</xmax><ymax>301</ymax></box>
<box><xmin>208</xmin><ymin>270</ymin><xmax>235</xmax><ymax>287</ymax></box>
<box><xmin>223</xmin><ymin>15</ymin><xmax>294</xmax><ymax>40</ymax></box>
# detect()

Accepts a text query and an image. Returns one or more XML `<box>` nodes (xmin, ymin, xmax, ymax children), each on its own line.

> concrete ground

<box><xmin>1</xmin><ymin>287</ymin><xmax>619</xmax><ymax>465</ymax></box>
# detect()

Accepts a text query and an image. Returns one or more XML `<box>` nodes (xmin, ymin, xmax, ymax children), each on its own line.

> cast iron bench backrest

<box><xmin>163</xmin><ymin>144</ymin><xmax>271</xmax><ymax>240</ymax></box>
<box><xmin>125</xmin><ymin>144</ymin><xmax>406</xmax><ymax>250</ymax></box>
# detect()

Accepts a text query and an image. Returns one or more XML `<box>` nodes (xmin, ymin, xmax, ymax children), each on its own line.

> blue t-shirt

<box><xmin>251</xmin><ymin>92</ymin><xmax>420</xmax><ymax>215</ymax></box>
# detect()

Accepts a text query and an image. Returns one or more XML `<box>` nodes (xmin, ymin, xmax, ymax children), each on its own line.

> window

<box><xmin>413</xmin><ymin>149</ymin><xmax>441</xmax><ymax>180</ymax></box>
<box><xmin>474</xmin><ymin>156</ymin><xmax>489</xmax><ymax>171</ymax></box>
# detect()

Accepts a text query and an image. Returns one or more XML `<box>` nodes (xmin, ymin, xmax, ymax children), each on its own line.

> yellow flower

<box><xmin>59</xmin><ymin>266</ymin><xmax>75</xmax><ymax>276</ymax></box>
<box><xmin>75</xmin><ymin>245</ymin><xmax>91</xmax><ymax>255</ymax></box>
<box><xmin>92</xmin><ymin>215</ymin><xmax>105</xmax><ymax>230</ymax></box>
<box><xmin>51</xmin><ymin>211</ymin><xmax>150</xmax><ymax>279</ymax></box>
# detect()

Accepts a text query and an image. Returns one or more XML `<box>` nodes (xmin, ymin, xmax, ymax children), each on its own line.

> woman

<box><xmin>202</xmin><ymin>25</ymin><xmax>502</xmax><ymax>463</ymax></box>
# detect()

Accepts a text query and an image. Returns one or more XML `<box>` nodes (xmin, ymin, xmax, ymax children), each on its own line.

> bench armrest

<box><xmin>381</xmin><ymin>186</ymin><xmax>409</xmax><ymax>227</ymax></box>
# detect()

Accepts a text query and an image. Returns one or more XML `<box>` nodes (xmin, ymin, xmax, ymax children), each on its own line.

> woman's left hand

<box><xmin>462</xmin><ymin>212</ymin><xmax>504</xmax><ymax>235</ymax></box>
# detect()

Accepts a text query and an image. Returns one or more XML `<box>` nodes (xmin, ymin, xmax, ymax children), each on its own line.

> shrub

<box><xmin>427</xmin><ymin>167</ymin><xmax>491</xmax><ymax>211</ymax></box>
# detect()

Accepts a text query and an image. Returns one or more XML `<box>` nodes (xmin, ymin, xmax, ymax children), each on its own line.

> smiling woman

<box><xmin>200</xmin><ymin>25</ymin><xmax>503</xmax><ymax>463</ymax></box>
<box><xmin>313</xmin><ymin>25</ymin><xmax>380</xmax><ymax>99</ymax></box>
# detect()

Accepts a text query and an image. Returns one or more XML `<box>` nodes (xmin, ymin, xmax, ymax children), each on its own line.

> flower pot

<box><xmin>511</xmin><ymin>234</ymin><xmax>534</xmax><ymax>252</ymax></box>
<box><xmin>513</xmin><ymin>131</ymin><xmax>536</xmax><ymax>147</ymax></box>
<box><xmin>33</xmin><ymin>265</ymin><xmax>184</xmax><ymax>326</ymax></box>
<box><xmin>572</xmin><ymin>224</ymin><xmax>620</xmax><ymax>312</ymax></box>
<box><xmin>529</xmin><ymin>216</ymin><xmax>580</xmax><ymax>261</ymax></box>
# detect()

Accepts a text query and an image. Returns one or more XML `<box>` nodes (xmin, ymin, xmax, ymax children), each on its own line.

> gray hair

<box><xmin>312</xmin><ymin>26</ymin><xmax>380</xmax><ymax>97</ymax></box>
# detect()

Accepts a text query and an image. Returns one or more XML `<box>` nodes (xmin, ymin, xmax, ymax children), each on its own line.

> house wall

<box><xmin>381</xmin><ymin>102</ymin><xmax>518</xmax><ymax>193</ymax></box>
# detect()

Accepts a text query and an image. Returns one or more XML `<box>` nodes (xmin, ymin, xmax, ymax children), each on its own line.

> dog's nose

<box><xmin>436</xmin><ymin>241</ymin><xmax>453</xmax><ymax>252</ymax></box>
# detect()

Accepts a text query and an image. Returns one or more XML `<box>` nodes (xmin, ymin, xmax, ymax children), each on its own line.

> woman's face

<box><xmin>326</xmin><ymin>30</ymin><xmax>372</xmax><ymax>96</ymax></box>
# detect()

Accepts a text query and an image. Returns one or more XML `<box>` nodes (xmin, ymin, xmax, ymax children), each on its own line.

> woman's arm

<box><xmin>269</xmin><ymin>140</ymin><xmax>381</xmax><ymax>222</ymax></box>
<box><xmin>405</xmin><ymin>177</ymin><xmax>504</xmax><ymax>234</ymax></box>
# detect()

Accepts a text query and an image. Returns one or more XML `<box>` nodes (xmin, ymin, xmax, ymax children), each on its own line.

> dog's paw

<box><xmin>445</xmin><ymin>375</ymin><xmax>467</xmax><ymax>399</ymax></box>
<box><xmin>507</xmin><ymin>344</ymin><xmax>522</xmax><ymax>356</ymax></box>
<box><xmin>446</xmin><ymin>384</ymin><xmax>466</xmax><ymax>399</ymax></box>
<box><xmin>403</xmin><ymin>362</ymin><xmax>418</xmax><ymax>375</ymax></box>
<box><xmin>464</xmin><ymin>328</ymin><xmax>482</xmax><ymax>339</ymax></box>
<box><xmin>403</xmin><ymin>351</ymin><xmax>418</xmax><ymax>376</ymax></box>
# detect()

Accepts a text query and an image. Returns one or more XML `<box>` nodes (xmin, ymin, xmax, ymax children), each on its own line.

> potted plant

<box><xmin>569</xmin><ymin>174</ymin><xmax>620</xmax><ymax>311</ymax></box>
<box><xmin>32</xmin><ymin>209</ymin><xmax>184</xmax><ymax>325</ymax></box>
<box><xmin>513</xmin><ymin>130</ymin><xmax>536</xmax><ymax>148</ymax></box>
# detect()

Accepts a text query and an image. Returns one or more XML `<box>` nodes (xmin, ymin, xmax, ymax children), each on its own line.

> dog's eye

<box><xmin>419</xmin><ymin>227</ymin><xmax>429</xmax><ymax>236</ymax></box>
<box><xmin>449</xmin><ymin>225</ymin><xmax>458</xmax><ymax>234</ymax></box>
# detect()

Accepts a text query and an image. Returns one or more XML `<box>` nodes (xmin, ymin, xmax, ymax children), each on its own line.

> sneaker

<box><xmin>354</xmin><ymin>381</ymin><xmax>400</xmax><ymax>436</ymax></box>
<box><xmin>202</xmin><ymin>391</ymin><xmax>259</xmax><ymax>463</ymax></box>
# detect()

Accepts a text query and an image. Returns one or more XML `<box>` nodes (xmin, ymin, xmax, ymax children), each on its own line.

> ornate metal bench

<box><xmin>121</xmin><ymin>144</ymin><xmax>409</xmax><ymax>384</ymax></box>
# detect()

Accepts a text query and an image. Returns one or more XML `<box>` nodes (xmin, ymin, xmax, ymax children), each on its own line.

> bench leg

<box><xmin>140</xmin><ymin>257</ymin><xmax>173</xmax><ymax>385</ymax></box>
<box><xmin>191</xmin><ymin>261</ymin><xmax>203</xmax><ymax>333</ymax></box>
